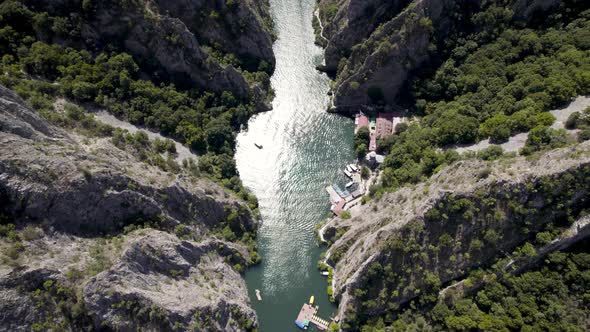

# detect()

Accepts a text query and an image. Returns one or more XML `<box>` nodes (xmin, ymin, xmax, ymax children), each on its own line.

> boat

<box><xmin>254</xmin><ymin>143</ymin><xmax>263</xmax><ymax>149</ymax></box>
<box><xmin>295</xmin><ymin>320</ymin><xmax>309</xmax><ymax>329</ymax></box>
<box><xmin>320</xmin><ymin>271</ymin><xmax>329</xmax><ymax>276</ymax></box>
<box><xmin>255</xmin><ymin>289</ymin><xmax>262</xmax><ymax>301</ymax></box>
<box><xmin>345</xmin><ymin>181</ymin><xmax>354</xmax><ymax>188</ymax></box>
<box><xmin>350</xmin><ymin>164</ymin><xmax>359</xmax><ymax>172</ymax></box>
<box><xmin>343</xmin><ymin>169</ymin><xmax>353</xmax><ymax>178</ymax></box>
<box><xmin>345</xmin><ymin>165</ymin><xmax>353</xmax><ymax>173</ymax></box>
<box><xmin>309</xmin><ymin>295</ymin><xmax>315</xmax><ymax>305</ymax></box>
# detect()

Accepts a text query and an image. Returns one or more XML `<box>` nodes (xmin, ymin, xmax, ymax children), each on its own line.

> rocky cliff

<box><xmin>0</xmin><ymin>85</ymin><xmax>259</xmax><ymax>330</ymax></box>
<box><xmin>316</xmin><ymin>0</ymin><xmax>563</xmax><ymax>113</ymax></box>
<box><xmin>322</xmin><ymin>142</ymin><xmax>590</xmax><ymax>329</ymax></box>
<box><xmin>18</xmin><ymin>0</ymin><xmax>275</xmax><ymax>101</ymax></box>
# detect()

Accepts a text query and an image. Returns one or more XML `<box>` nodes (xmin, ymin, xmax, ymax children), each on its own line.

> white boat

<box><xmin>320</xmin><ymin>271</ymin><xmax>329</xmax><ymax>276</ymax></box>
<box><xmin>255</xmin><ymin>289</ymin><xmax>262</xmax><ymax>301</ymax></box>
<box><xmin>343</xmin><ymin>170</ymin><xmax>352</xmax><ymax>178</ymax></box>
<box><xmin>345</xmin><ymin>181</ymin><xmax>354</xmax><ymax>188</ymax></box>
<box><xmin>346</xmin><ymin>165</ymin><xmax>353</xmax><ymax>173</ymax></box>
<box><xmin>350</xmin><ymin>164</ymin><xmax>359</xmax><ymax>172</ymax></box>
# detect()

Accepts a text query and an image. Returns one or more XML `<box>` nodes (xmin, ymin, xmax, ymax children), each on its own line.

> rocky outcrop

<box><xmin>84</xmin><ymin>231</ymin><xmax>256</xmax><ymax>331</ymax></box>
<box><xmin>318</xmin><ymin>0</ymin><xmax>414</xmax><ymax>72</ymax></box>
<box><xmin>317</xmin><ymin>0</ymin><xmax>474</xmax><ymax>112</ymax></box>
<box><xmin>0</xmin><ymin>85</ymin><xmax>253</xmax><ymax>236</ymax></box>
<box><xmin>19</xmin><ymin>0</ymin><xmax>275</xmax><ymax>100</ymax></box>
<box><xmin>316</xmin><ymin>0</ymin><xmax>563</xmax><ymax>113</ymax></box>
<box><xmin>324</xmin><ymin>142</ymin><xmax>590</xmax><ymax>329</ymax></box>
<box><xmin>153</xmin><ymin>0</ymin><xmax>275</xmax><ymax>70</ymax></box>
<box><xmin>0</xmin><ymin>85</ymin><xmax>258</xmax><ymax>330</ymax></box>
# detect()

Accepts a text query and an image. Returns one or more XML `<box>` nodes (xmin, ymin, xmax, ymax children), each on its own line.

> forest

<box><xmin>358</xmin><ymin>2</ymin><xmax>590</xmax><ymax>197</ymax></box>
<box><xmin>341</xmin><ymin>1</ymin><xmax>590</xmax><ymax>331</ymax></box>
<box><xmin>0</xmin><ymin>0</ymin><xmax>270</xmax><ymax>192</ymax></box>
<box><xmin>361</xmin><ymin>248</ymin><xmax>590</xmax><ymax>332</ymax></box>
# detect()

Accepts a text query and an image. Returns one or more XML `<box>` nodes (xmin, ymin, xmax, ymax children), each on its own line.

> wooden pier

<box><xmin>311</xmin><ymin>314</ymin><xmax>330</xmax><ymax>330</ymax></box>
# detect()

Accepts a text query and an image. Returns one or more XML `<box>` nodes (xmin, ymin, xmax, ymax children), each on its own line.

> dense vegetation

<box><xmin>0</xmin><ymin>0</ymin><xmax>263</xmax><ymax>273</ymax></box>
<box><xmin>325</xmin><ymin>2</ymin><xmax>590</xmax><ymax>331</ymax></box>
<box><xmin>566</xmin><ymin>106</ymin><xmax>590</xmax><ymax>141</ymax></box>
<box><xmin>0</xmin><ymin>1</ymin><xmax>270</xmax><ymax>191</ymax></box>
<box><xmin>369</xmin><ymin>1</ymin><xmax>590</xmax><ymax>196</ymax></box>
<box><xmin>362</xmin><ymin>248</ymin><xmax>590</xmax><ymax>332</ymax></box>
<box><xmin>341</xmin><ymin>166</ymin><xmax>590</xmax><ymax>330</ymax></box>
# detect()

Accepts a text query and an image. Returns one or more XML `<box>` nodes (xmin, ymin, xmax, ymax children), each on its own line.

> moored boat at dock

<box><xmin>343</xmin><ymin>169</ymin><xmax>352</xmax><ymax>178</ymax></box>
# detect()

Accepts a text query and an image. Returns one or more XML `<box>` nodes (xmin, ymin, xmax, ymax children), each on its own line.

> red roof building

<box><xmin>375</xmin><ymin>113</ymin><xmax>397</xmax><ymax>139</ymax></box>
<box><xmin>354</xmin><ymin>113</ymin><xmax>369</xmax><ymax>134</ymax></box>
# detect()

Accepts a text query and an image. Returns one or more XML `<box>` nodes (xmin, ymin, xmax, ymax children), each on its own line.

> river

<box><xmin>234</xmin><ymin>0</ymin><xmax>355</xmax><ymax>330</ymax></box>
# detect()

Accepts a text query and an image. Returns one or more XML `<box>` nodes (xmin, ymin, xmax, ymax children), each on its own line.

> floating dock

<box><xmin>325</xmin><ymin>185</ymin><xmax>342</xmax><ymax>204</ymax></box>
<box><xmin>332</xmin><ymin>184</ymin><xmax>350</xmax><ymax>198</ymax></box>
<box><xmin>294</xmin><ymin>302</ymin><xmax>330</xmax><ymax>330</ymax></box>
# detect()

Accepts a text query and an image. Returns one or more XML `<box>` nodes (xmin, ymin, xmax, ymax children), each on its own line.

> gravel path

<box><xmin>454</xmin><ymin>96</ymin><xmax>590</xmax><ymax>154</ymax></box>
<box><xmin>93</xmin><ymin>111</ymin><xmax>195</xmax><ymax>163</ymax></box>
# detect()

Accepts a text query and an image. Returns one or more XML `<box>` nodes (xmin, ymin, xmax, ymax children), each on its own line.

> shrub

<box><xmin>355</xmin><ymin>143</ymin><xmax>368</xmax><ymax>158</ymax></box>
<box><xmin>361</xmin><ymin>166</ymin><xmax>371</xmax><ymax>179</ymax></box>
<box><xmin>521</xmin><ymin>126</ymin><xmax>570</xmax><ymax>155</ymax></box>
<box><xmin>21</xmin><ymin>225</ymin><xmax>41</xmax><ymax>241</ymax></box>
<box><xmin>478</xmin><ymin>167</ymin><xmax>492</xmax><ymax>179</ymax></box>
<box><xmin>566</xmin><ymin>112</ymin><xmax>581</xmax><ymax>129</ymax></box>
<box><xmin>477</xmin><ymin>145</ymin><xmax>503</xmax><ymax>161</ymax></box>
<box><xmin>578</xmin><ymin>127</ymin><xmax>590</xmax><ymax>142</ymax></box>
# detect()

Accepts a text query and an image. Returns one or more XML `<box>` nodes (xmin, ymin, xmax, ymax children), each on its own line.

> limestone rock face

<box><xmin>0</xmin><ymin>85</ymin><xmax>258</xmax><ymax>330</ymax></box>
<box><xmin>0</xmin><ymin>85</ymin><xmax>253</xmax><ymax>236</ymax></box>
<box><xmin>152</xmin><ymin>0</ymin><xmax>275</xmax><ymax>69</ymax></box>
<box><xmin>83</xmin><ymin>231</ymin><xmax>256</xmax><ymax>332</ymax></box>
<box><xmin>20</xmin><ymin>0</ymin><xmax>275</xmax><ymax>101</ymax></box>
<box><xmin>316</xmin><ymin>0</ymin><xmax>562</xmax><ymax>113</ymax></box>
<box><xmin>323</xmin><ymin>142</ymin><xmax>590</xmax><ymax>328</ymax></box>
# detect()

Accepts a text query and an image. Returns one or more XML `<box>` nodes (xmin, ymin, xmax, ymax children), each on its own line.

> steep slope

<box><xmin>321</xmin><ymin>142</ymin><xmax>590</xmax><ymax>330</ymax></box>
<box><xmin>0</xmin><ymin>85</ymin><xmax>259</xmax><ymax>331</ymax></box>
<box><xmin>0</xmin><ymin>0</ymin><xmax>276</xmax><ymax>192</ymax></box>
<box><xmin>316</xmin><ymin>0</ymin><xmax>586</xmax><ymax>113</ymax></box>
<box><xmin>17</xmin><ymin>0</ymin><xmax>275</xmax><ymax>99</ymax></box>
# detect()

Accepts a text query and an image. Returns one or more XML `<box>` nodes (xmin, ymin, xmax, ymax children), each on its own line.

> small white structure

<box><xmin>365</xmin><ymin>151</ymin><xmax>385</xmax><ymax>167</ymax></box>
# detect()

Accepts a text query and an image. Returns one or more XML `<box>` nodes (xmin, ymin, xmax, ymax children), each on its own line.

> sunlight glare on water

<box><xmin>234</xmin><ymin>0</ymin><xmax>355</xmax><ymax>330</ymax></box>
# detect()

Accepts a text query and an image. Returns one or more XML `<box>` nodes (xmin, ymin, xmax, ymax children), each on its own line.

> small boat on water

<box><xmin>309</xmin><ymin>295</ymin><xmax>315</xmax><ymax>305</ymax></box>
<box><xmin>320</xmin><ymin>271</ymin><xmax>329</xmax><ymax>276</ymax></box>
<box><xmin>254</xmin><ymin>143</ymin><xmax>263</xmax><ymax>149</ymax></box>
<box><xmin>349</xmin><ymin>164</ymin><xmax>359</xmax><ymax>172</ymax></box>
<box><xmin>343</xmin><ymin>169</ymin><xmax>353</xmax><ymax>179</ymax></box>
<box><xmin>345</xmin><ymin>181</ymin><xmax>354</xmax><ymax>188</ymax></box>
<box><xmin>346</xmin><ymin>165</ymin><xmax>353</xmax><ymax>173</ymax></box>
<box><xmin>255</xmin><ymin>289</ymin><xmax>262</xmax><ymax>301</ymax></box>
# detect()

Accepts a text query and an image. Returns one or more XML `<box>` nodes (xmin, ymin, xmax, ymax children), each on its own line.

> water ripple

<box><xmin>234</xmin><ymin>0</ymin><xmax>355</xmax><ymax>330</ymax></box>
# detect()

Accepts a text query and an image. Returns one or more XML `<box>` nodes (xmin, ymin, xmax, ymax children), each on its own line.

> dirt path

<box><xmin>453</xmin><ymin>96</ymin><xmax>590</xmax><ymax>154</ymax></box>
<box><xmin>93</xmin><ymin>111</ymin><xmax>195</xmax><ymax>163</ymax></box>
<box><xmin>314</xmin><ymin>9</ymin><xmax>329</xmax><ymax>44</ymax></box>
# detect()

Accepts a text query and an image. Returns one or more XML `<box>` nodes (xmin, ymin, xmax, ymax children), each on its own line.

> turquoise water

<box><xmin>234</xmin><ymin>0</ymin><xmax>355</xmax><ymax>330</ymax></box>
